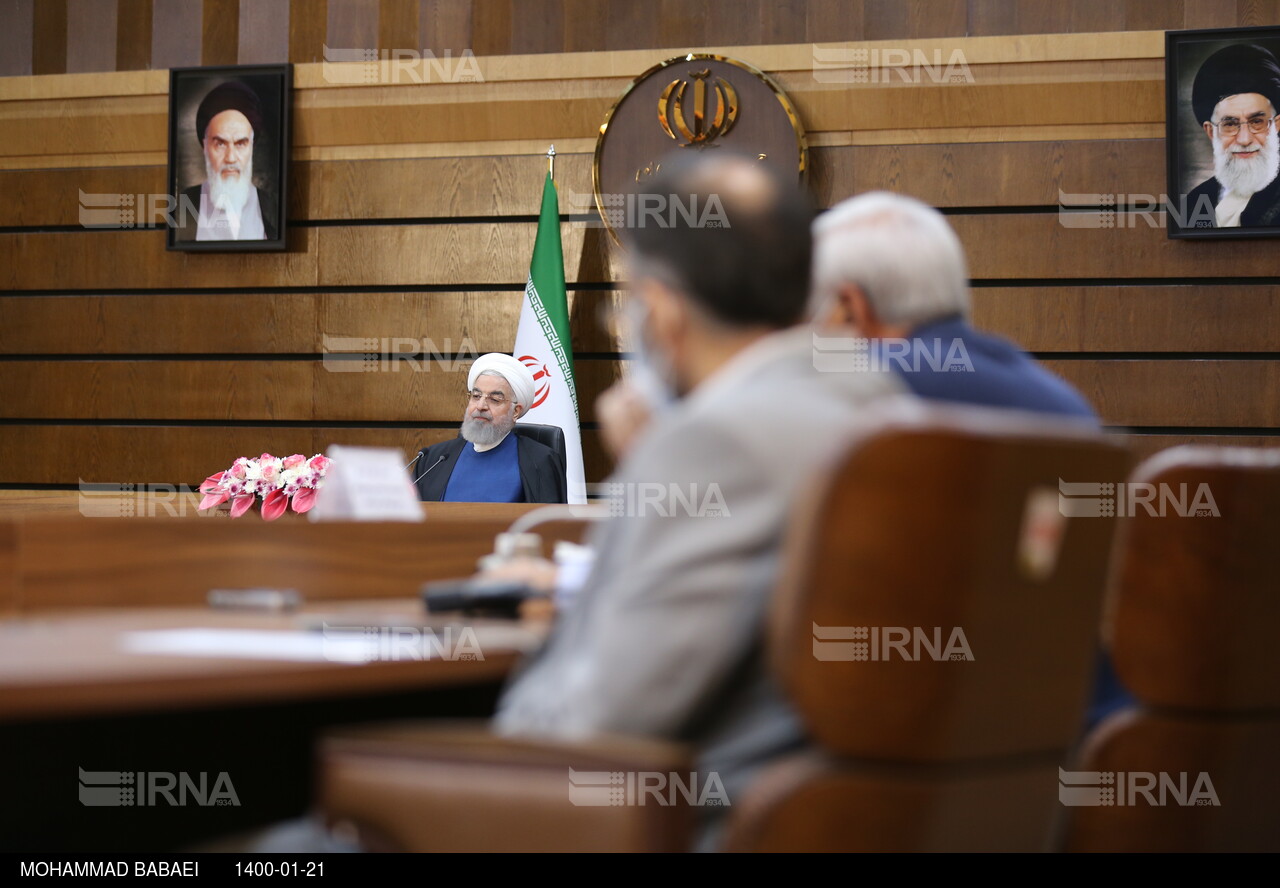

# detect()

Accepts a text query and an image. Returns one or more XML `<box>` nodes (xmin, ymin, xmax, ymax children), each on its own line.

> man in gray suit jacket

<box><xmin>492</xmin><ymin>153</ymin><xmax>903</xmax><ymax>849</ymax></box>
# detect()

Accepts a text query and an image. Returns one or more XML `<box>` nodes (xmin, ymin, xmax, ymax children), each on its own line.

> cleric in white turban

<box><xmin>410</xmin><ymin>353</ymin><xmax>568</xmax><ymax>503</ymax></box>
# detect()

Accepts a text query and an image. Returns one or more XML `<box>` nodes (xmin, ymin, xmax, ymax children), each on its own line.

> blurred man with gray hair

<box><xmin>809</xmin><ymin>190</ymin><xmax>1128</xmax><ymax>731</ymax></box>
<box><xmin>810</xmin><ymin>190</ymin><xmax>1095</xmax><ymax>419</ymax></box>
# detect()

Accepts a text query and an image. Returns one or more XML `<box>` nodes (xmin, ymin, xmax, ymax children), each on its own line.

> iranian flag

<box><xmin>513</xmin><ymin>172</ymin><xmax>586</xmax><ymax>504</ymax></box>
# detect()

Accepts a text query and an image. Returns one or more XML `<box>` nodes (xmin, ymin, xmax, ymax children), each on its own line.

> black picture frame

<box><xmin>1165</xmin><ymin>26</ymin><xmax>1280</xmax><ymax>239</ymax></box>
<box><xmin>166</xmin><ymin>64</ymin><xmax>291</xmax><ymax>252</ymax></box>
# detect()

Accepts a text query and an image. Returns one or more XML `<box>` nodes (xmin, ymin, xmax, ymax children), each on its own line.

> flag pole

<box><xmin>547</xmin><ymin>144</ymin><xmax>556</xmax><ymax>181</ymax></box>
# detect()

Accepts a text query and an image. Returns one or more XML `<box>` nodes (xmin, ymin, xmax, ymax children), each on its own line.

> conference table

<box><xmin>0</xmin><ymin>597</ymin><xmax>548</xmax><ymax>852</ymax></box>
<box><xmin>0</xmin><ymin>497</ymin><xmax>575</xmax><ymax>852</ymax></box>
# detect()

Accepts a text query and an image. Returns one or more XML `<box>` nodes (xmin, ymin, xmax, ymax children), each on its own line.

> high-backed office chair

<box><xmin>512</xmin><ymin>423</ymin><xmax>567</xmax><ymax>463</ymax></box>
<box><xmin>719</xmin><ymin>409</ymin><xmax>1131</xmax><ymax>851</ymax></box>
<box><xmin>318</xmin><ymin>408</ymin><xmax>1130</xmax><ymax>851</ymax></box>
<box><xmin>1061</xmin><ymin>446</ymin><xmax>1280</xmax><ymax>853</ymax></box>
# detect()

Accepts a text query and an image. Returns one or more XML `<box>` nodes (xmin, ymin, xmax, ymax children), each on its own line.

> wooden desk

<box><xmin>2</xmin><ymin>507</ymin><xmax>593</xmax><ymax>612</ymax></box>
<box><xmin>0</xmin><ymin>599</ymin><xmax>545</xmax><ymax>722</ymax></box>
<box><xmin>0</xmin><ymin>599</ymin><xmax>548</xmax><ymax>852</ymax></box>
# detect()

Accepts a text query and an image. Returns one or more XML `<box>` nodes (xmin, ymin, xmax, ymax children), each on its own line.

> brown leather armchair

<box><xmin>319</xmin><ymin>407</ymin><xmax>1131</xmax><ymax>851</ymax></box>
<box><xmin>1061</xmin><ymin>445</ymin><xmax>1280</xmax><ymax>852</ymax></box>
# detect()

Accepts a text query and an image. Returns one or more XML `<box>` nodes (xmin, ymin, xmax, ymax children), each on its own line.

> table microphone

<box><xmin>411</xmin><ymin>452</ymin><xmax>448</xmax><ymax>484</ymax></box>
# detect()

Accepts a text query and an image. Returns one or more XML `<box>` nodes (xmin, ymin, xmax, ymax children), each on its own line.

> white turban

<box><xmin>468</xmin><ymin>353</ymin><xmax>536</xmax><ymax>411</ymax></box>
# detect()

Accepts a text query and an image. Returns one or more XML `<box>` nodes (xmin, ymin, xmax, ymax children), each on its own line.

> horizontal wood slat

<box><xmin>5</xmin><ymin>285</ymin><xmax>1273</xmax><ymax>356</ymax></box>
<box><xmin>0</xmin><ymin>290</ymin><xmax>622</xmax><ymax>354</ymax></box>
<box><xmin>1044</xmin><ymin>360</ymin><xmax>1280</xmax><ymax>428</ymax></box>
<box><xmin>970</xmin><ymin>286</ymin><xmax>1280</xmax><ymax>353</ymax></box>
<box><xmin>0</xmin><ymin>224</ymin><xmax>621</xmax><ymax>290</ymax></box>
<box><xmin>1</xmin><ymin>355</ymin><xmax>1274</xmax><ymax>434</ymax></box>
<box><xmin>0</xmin><ymin>55</ymin><xmax>1165</xmax><ymax>160</ymax></box>
<box><xmin>952</xmin><ymin>215</ymin><xmax>1280</xmax><ymax>280</ymax></box>
<box><xmin>0</xmin><ymin>425</ymin><xmax>615</xmax><ymax>485</ymax></box>
<box><xmin>10</xmin><ymin>212</ymin><xmax>1280</xmax><ymax>292</ymax></box>
<box><xmin>0</xmin><ymin>358</ymin><xmax>622</xmax><ymax>422</ymax></box>
<box><xmin>0</xmin><ymin>139</ymin><xmax>1177</xmax><ymax>228</ymax></box>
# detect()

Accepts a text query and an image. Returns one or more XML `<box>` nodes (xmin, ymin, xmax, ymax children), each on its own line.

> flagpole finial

<box><xmin>547</xmin><ymin>144</ymin><xmax>556</xmax><ymax>180</ymax></box>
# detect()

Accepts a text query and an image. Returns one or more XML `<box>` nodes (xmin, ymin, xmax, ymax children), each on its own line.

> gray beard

<box><xmin>1213</xmin><ymin>134</ymin><xmax>1280</xmax><ymax>196</ymax></box>
<box><xmin>206</xmin><ymin>156</ymin><xmax>254</xmax><ymax>213</ymax></box>
<box><xmin>460</xmin><ymin>415</ymin><xmax>514</xmax><ymax>447</ymax></box>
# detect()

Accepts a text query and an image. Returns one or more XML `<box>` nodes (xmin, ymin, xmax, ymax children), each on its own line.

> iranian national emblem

<box><xmin>658</xmin><ymin>69</ymin><xmax>739</xmax><ymax>146</ymax></box>
<box><xmin>519</xmin><ymin>355</ymin><xmax>552</xmax><ymax>408</ymax></box>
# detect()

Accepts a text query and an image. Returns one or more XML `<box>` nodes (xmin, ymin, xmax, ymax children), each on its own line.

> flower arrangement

<box><xmin>199</xmin><ymin>453</ymin><xmax>332</xmax><ymax>520</ymax></box>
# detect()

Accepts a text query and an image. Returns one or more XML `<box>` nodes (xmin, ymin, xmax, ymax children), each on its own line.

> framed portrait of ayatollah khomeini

<box><xmin>166</xmin><ymin>64</ymin><xmax>291</xmax><ymax>252</ymax></box>
<box><xmin>1166</xmin><ymin>26</ymin><xmax>1280</xmax><ymax>239</ymax></box>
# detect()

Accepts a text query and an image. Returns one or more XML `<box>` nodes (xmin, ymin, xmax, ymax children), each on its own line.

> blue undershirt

<box><xmin>442</xmin><ymin>433</ymin><xmax>524</xmax><ymax>503</ymax></box>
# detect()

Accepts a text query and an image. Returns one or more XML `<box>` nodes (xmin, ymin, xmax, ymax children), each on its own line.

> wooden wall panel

<box><xmin>0</xmin><ymin>361</ymin><xmax>315</xmax><ymax>420</ymax></box>
<box><xmin>419</xmin><ymin>0</ymin><xmax>472</xmax><ymax>54</ymax></box>
<box><xmin>1045</xmin><ymin>361</ymin><xmax>1280</xmax><ymax>428</ymax></box>
<box><xmin>4</xmin><ymin>353</ymin><xmax>1275</xmax><ymax>430</ymax></box>
<box><xmin>200</xmin><ymin>0</ymin><xmax>240</xmax><ymax>66</ymax></box>
<box><xmin>0</xmin><ymin>426</ymin><xmax>616</xmax><ymax>485</ymax></box>
<box><xmin>0</xmin><ymin>0</ymin><xmax>35</xmax><ymax>77</ymax></box>
<box><xmin>0</xmin><ymin>357</ymin><xmax>620</xmax><ymax>423</ymax></box>
<box><xmin>816</xmin><ymin>140</ymin><xmax>1167</xmax><ymax>210</ymax></box>
<box><xmin>0</xmin><ymin>290</ymin><xmax>620</xmax><ymax>355</ymax></box>
<box><xmin>150</xmin><ymin>0</ymin><xmax>203</xmax><ymax>72</ymax></box>
<box><xmin>3</xmin><ymin>29</ymin><xmax>1278</xmax><ymax>493</ymax></box>
<box><xmin>0</xmin><ymin>140</ymin><xmax>1173</xmax><ymax>228</ymax></box>
<box><xmin>11</xmin><ymin>0</ymin><xmax>1280</xmax><ymax>81</ymax></box>
<box><xmin>970</xmin><ymin>287</ymin><xmax>1280</xmax><ymax>353</ymax></box>
<box><xmin>65</xmin><ymin>0</ymin><xmax>119</xmax><ymax>74</ymax></box>
<box><xmin>13</xmin><ymin>214</ymin><xmax>1277</xmax><ymax>294</ymax></box>
<box><xmin>115</xmin><ymin>0</ymin><xmax>153</xmax><ymax>72</ymax></box>
<box><xmin>378</xmin><ymin>0</ymin><xmax>420</xmax><ymax>53</ymax></box>
<box><xmin>327</xmin><ymin>0</ymin><xmax>379</xmax><ymax>52</ymax></box>
<box><xmin>31</xmin><ymin>0</ymin><xmax>68</xmax><ymax>76</ymax></box>
<box><xmin>289</xmin><ymin>0</ymin><xmax>329</xmax><ymax>64</ymax></box>
<box><xmin>8</xmin><ymin>285</ymin><xmax>1277</xmax><ymax>358</ymax></box>
<box><xmin>953</xmin><ymin>215</ymin><xmax>1280</xmax><ymax>281</ymax></box>
<box><xmin>237</xmin><ymin>0</ymin><xmax>290</xmax><ymax>64</ymax></box>
<box><xmin>0</xmin><ymin>154</ymin><xmax>596</xmax><ymax>227</ymax></box>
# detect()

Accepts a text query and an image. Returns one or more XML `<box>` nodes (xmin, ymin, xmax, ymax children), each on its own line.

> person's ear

<box><xmin>641</xmin><ymin>278</ymin><xmax>685</xmax><ymax>352</ymax></box>
<box><xmin>512</xmin><ymin>403</ymin><xmax>524</xmax><ymax>419</ymax></box>
<box><xmin>1203</xmin><ymin>120</ymin><xmax>1215</xmax><ymax>142</ymax></box>
<box><xmin>843</xmin><ymin>285</ymin><xmax>879</xmax><ymax>337</ymax></box>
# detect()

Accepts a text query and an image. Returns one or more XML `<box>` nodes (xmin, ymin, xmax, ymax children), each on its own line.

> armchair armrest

<box><xmin>318</xmin><ymin>720</ymin><xmax>696</xmax><ymax>852</ymax></box>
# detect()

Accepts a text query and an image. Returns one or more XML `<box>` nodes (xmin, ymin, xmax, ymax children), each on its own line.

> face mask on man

<box><xmin>621</xmin><ymin>295</ymin><xmax>678</xmax><ymax>414</ymax></box>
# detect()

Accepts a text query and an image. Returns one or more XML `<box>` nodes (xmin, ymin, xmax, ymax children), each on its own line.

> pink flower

<box><xmin>261</xmin><ymin>488</ymin><xmax>289</xmax><ymax>521</ymax></box>
<box><xmin>198</xmin><ymin>471</ymin><xmax>227</xmax><ymax>494</ymax></box>
<box><xmin>260</xmin><ymin>463</ymin><xmax>278</xmax><ymax>483</ymax></box>
<box><xmin>259</xmin><ymin>453</ymin><xmax>275</xmax><ymax>462</ymax></box>
<box><xmin>308</xmin><ymin>454</ymin><xmax>331</xmax><ymax>474</ymax></box>
<box><xmin>229</xmin><ymin>461</ymin><xmax>248</xmax><ymax>480</ymax></box>
<box><xmin>199</xmin><ymin>491</ymin><xmax>230</xmax><ymax>510</ymax></box>
<box><xmin>282</xmin><ymin>454</ymin><xmax>306</xmax><ymax>470</ymax></box>
<box><xmin>229</xmin><ymin>494</ymin><xmax>256</xmax><ymax>518</ymax></box>
<box><xmin>292</xmin><ymin>487</ymin><xmax>318</xmax><ymax>514</ymax></box>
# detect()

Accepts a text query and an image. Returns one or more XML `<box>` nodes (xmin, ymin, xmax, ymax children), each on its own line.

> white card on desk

<box><xmin>308</xmin><ymin>444</ymin><xmax>424</xmax><ymax>522</ymax></box>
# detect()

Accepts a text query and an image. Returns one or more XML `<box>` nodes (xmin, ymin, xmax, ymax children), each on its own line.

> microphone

<box><xmin>411</xmin><ymin>452</ymin><xmax>449</xmax><ymax>485</ymax></box>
